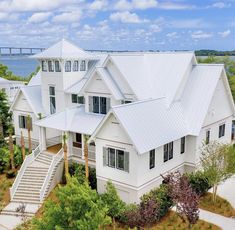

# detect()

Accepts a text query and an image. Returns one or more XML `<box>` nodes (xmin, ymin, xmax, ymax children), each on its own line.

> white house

<box><xmin>0</xmin><ymin>77</ymin><xmax>24</xmax><ymax>103</ymax></box>
<box><xmin>9</xmin><ymin>39</ymin><xmax>235</xmax><ymax>206</ymax></box>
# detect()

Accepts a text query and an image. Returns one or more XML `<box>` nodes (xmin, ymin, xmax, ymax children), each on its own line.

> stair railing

<box><xmin>39</xmin><ymin>148</ymin><xmax>64</xmax><ymax>202</ymax></box>
<box><xmin>10</xmin><ymin>145</ymin><xmax>41</xmax><ymax>200</ymax></box>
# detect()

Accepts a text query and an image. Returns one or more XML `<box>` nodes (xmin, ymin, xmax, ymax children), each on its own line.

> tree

<box><xmin>162</xmin><ymin>171</ymin><xmax>199</xmax><ymax>229</ymax></box>
<box><xmin>26</xmin><ymin>115</ymin><xmax>32</xmax><ymax>154</ymax></box>
<box><xmin>83</xmin><ymin>135</ymin><xmax>89</xmax><ymax>180</ymax></box>
<box><xmin>200</xmin><ymin>141</ymin><xmax>235</xmax><ymax>202</ymax></box>
<box><xmin>62</xmin><ymin>133</ymin><xmax>69</xmax><ymax>182</ymax></box>
<box><xmin>33</xmin><ymin>177</ymin><xmax>111</xmax><ymax>230</ymax></box>
<box><xmin>8</xmin><ymin>127</ymin><xmax>15</xmax><ymax>170</ymax></box>
<box><xmin>20</xmin><ymin>131</ymin><xmax>25</xmax><ymax>161</ymax></box>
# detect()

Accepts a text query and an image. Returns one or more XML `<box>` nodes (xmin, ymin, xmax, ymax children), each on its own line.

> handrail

<box><xmin>39</xmin><ymin>148</ymin><xmax>64</xmax><ymax>202</ymax></box>
<box><xmin>10</xmin><ymin>145</ymin><xmax>40</xmax><ymax>199</ymax></box>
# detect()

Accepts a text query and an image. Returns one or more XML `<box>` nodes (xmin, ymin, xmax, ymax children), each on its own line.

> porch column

<box><xmin>67</xmin><ymin>131</ymin><xmax>73</xmax><ymax>156</ymax></box>
<box><xmin>39</xmin><ymin>126</ymin><xmax>46</xmax><ymax>151</ymax></box>
<box><xmin>82</xmin><ymin>134</ymin><xmax>85</xmax><ymax>159</ymax></box>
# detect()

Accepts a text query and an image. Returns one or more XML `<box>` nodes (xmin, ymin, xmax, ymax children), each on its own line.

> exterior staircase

<box><xmin>1</xmin><ymin>147</ymin><xmax>64</xmax><ymax>217</ymax></box>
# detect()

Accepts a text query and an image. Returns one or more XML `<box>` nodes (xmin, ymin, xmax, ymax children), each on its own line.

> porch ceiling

<box><xmin>35</xmin><ymin>105</ymin><xmax>104</xmax><ymax>135</ymax></box>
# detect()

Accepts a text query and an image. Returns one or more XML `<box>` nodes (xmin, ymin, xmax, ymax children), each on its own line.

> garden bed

<box><xmin>199</xmin><ymin>192</ymin><xmax>235</xmax><ymax>218</ymax></box>
<box><xmin>0</xmin><ymin>173</ymin><xmax>14</xmax><ymax>209</ymax></box>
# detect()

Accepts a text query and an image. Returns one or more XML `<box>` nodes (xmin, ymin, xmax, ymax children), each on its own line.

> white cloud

<box><xmin>110</xmin><ymin>11</ymin><xmax>148</xmax><ymax>23</ymax></box>
<box><xmin>191</xmin><ymin>30</ymin><xmax>213</xmax><ymax>39</ymax></box>
<box><xmin>149</xmin><ymin>24</ymin><xmax>162</xmax><ymax>33</ymax></box>
<box><xmin>157</xmin><ymin>2</ymin><xmax>195</xmax><ymax>10</ymax></box>
<box><xmin>169</xmin><ymin>19</ymin><xmax>211</xmax><ymax>29</ymax></box>
<box><xmin>218</xmin><ymin>29</ymin><xmax>231</xmax><ymax>38</ymax></box>
<box><xmin>88</xmin><ymin>0</ymin><xmax>108</xmax><ymax>10</ymax></box>
<box><xmin>52</xmin><ymin>11</ymin><xmax>82</xmax><ymax>23</ymax></box>
<box><xmin>209</xmin><ymin>2</ymin><xmax>230</xmax><ymax>9</ymax></box>
<box><xmin>0</xmin><ymin>12</ymin><xmax>18</xmax><ymax>21</ymax></box>
<box><xmin>166</xmin><ymin>32</ymin><xmax>179</xmax><ymax>39</ymax></box>
<box><xmin>114</xmin><ymin>0</ymin><xmax>157</xmax><ymax>11</ymax></box>
<box><xmin>28</xmin><ymin>12</ymin><xmax>52</xmax><ymax>23</ymax></box>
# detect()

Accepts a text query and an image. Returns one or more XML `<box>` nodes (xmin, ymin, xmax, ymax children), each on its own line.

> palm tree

<box><xmin>20</xmin><ymin>131</ymin><xmax>25</xmax><ymax>161</ymax></box>
<box><xmin>27</xmin><ymin>115</ymin><xmax>32</xmax><ymax>154</ymax></box>
<box><xmin>83</xmin><ymin>135</ymin><xmax>89</xmax><ymax>180</ymax></box>
<box><xmin>8</xmin><ymin>127</ymin><xmax>15</xmax><ymax>170</ymax></box>
<box><xmin>62</xmin><ymin>133</ymin><xmax>69</xmax><ymax>182</ymax></box>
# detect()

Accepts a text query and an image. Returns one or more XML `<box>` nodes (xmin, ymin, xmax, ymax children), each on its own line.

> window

<box><xmin>73</xmin><ymin>61</ymin><xmax>79</xmax><ymax>71</ymax></box>
<box><xmin>206</xmin><ymin>130</ymin><xmax>210</xmax><ymax>144</ymax></box>
<box><xmin>65</xmin><ymin>61</ymin><xmax>71</xmax><ymax>72</ymax></box>
<box><xmin>19</xmin><ymin>115</ymin><xmax>32</xmax><ymax>130</ymax></box>
<box><xmin>219</xmin><ymin>124</ymin><xmax>225</xmax><ymax>138</ymax></box>
<box><xmin>90</xmin><ymin>96</ymin><xmax>110</xmax><ymax>114</ymax></box>
<box><xmin>104</xmin><ymin>147</ymin><xmax>129</xmax><ymax>172</ymax></box>
<box><xmin>49</xmin><ymin>86</ymin><xmax>56</xmax><ymax>114</ymax></box>
<box><xmin>42</xmin><ymin>60</ymin><xmax>47</xmax><ymax>72</ymax></box>
<box><xmin>48</xmin><ymin>60</ymin><xmax>54</xmax><ymax>72</ymax></box>
<box><xmin>80</xmin><ymin>60</ymin><xmax>86</xmax><ymax>71</ymax></box>
<box><xmin>181</xmin><ymin>137</ymin><xmax>185</xmax><ymax>154</ymax></box>
<box><xmin>149</xmin><ymin>149</ymin><xmax>155</xmax><ymax>169</ymax></box>
<box><xmin>164</xmin><ymin>142</ymin><xmax>174</xmax><ymax>162</ymax></box>
<box><xmin>71</xmin><ymin>94</ymin><xmax>78</xmax><ymax>103</ymax></box>
<box><xmin>55</xmin><ymin>61</ymin><xmax>61</xmax><ymax>72</ymax></box>
<box><xmin>78</xmin><ymin>96</ymin><xmax>84</xmax><ymax>104</ymax></box>
<box><xmin>73</xmin><ymin>133</ymin><xmax>82</xmax><ymax>148</ymax></box>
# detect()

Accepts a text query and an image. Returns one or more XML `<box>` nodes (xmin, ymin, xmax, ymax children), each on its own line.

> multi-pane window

<box><xmin>55</xmin><ymin>61</ymin><xmax>61</xmax><ymax>72</ymax></box>
<box><xmin>164</xmin><ymin>142</ymin><xmax>174</xmax><ymax>162</ymax></box>
<box><xmin>48</xmin><ymin>61</ymin><xmax>54</xmax><ymax>72</ymax></box>
<box><xmin>73</xmin><ymin>61</ymin><xmax>79</xmax><ymax>71</ymax></box>
<box><xmin>90</xmin><ymin>96</ymin><xmax>109</xmax><ymax>114</ymax></box>
<box><xmin>180</xmin><ymin>137</ymin><xmax>185</xmax><ymax>154</ymax></box>
<box><xmin>149</xmin><ymin>149</ymin><xmax>155</xmax><ymax>169</ymax></box>
<box><xmin>49</xmin><ymin>86</ymin><xmax>56</xmax><ymax>114</ymax></box>
<box><xmin>71</xmin><ymin>94</ymin><xmax>84</xmax><ymax>104</ymax></box>
<box><xmin>19</xmin><ymin>115</ymin><xmax>32</xmax><ymax>130</ymax></box>
<box><xmin>80</xmin><ymin>60</ymin><xmax>86</xmax><ymax>71</ymax></box>
<box><xmin>104</xmin><ymin>147</ymin><xmax>129</xmax><ymax>172</ymax></box>
<box><xmin>42</xmin><ymin>60</ymin><xmax>47</xmax><ymax>72</ymax></box>
<box><xmin>219</xmin><ymin>124</ymin><xmax>225</xmax><ymax>138</ymax></box>
<box><xmin>206</xmin><ymin>130</ymin><xmax>210</xmax><ymax>144</ymax></box>
<box><xmin>65</xmin><ymin>61</ymin><xmax>71</xmax><ymax>72</ymax></box>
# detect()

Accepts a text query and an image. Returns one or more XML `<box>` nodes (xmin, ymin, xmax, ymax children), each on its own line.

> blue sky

<box><xmin>0</xmin><ymin>0</ymin><xmax>235</xmax><ymax>51</ymax></box>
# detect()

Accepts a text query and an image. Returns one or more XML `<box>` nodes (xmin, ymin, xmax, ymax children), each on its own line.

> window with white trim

<box><xmin>206</xmin><ymin>130</ymin><xmax>210</xmax><ymax>144</ymax></box>
<box><xmin>149</xmin><ymin>149</ymin><xmax>155</xmax><ymax>169</ymax></box>
<box><xmin>19</xmin><ymin>115</ymin><xmax>32</xmax><ymax>130</ymax></box>
<box><xmin>55</xmin><ymin>61</ymin><xmax>61</xmax><ymax>72</ymax></box>
<box><xmin>73</xmin><ymin>61</ymin><xmax>79</xmax><ymax>71</ymax></box>
<box><xmin>103</xmin><ymin>147</ymin><xmax>129</xmax><ymax>172</ymax></box>
<box><xmin>65</xmin><ymin>61</ymin><xmax>71</xmax><ymax>72</ymax></box>
<box><xmin>164</xmin><ymin>142</ymin><xmax>173</xmax><ymax>162</ymax></box>
<box><xmin>89</xmin><ymin>96</ymin><xmax>110</xmax><ymax>114</ymax></box>
<box><xmin>219</xmin><ymin>124</ymin><xmax>225</xmax><ymax>138</ymax></box>
<box><xmin>49</xmin><ymin>86</ymin><xmax>56</xmax><ymax>114</ymax></box>
<box><xmin>80</xmin><ymin>60</ymin><xmax>86</xmax><ymax>71</ymax></box>
<box><xmin>71</xmin><ymin>94</ymin><xmax>84</xmax><ymax>104</ymax></box>
<box><xmin>42</xmin><ymin>60</ymin><xmax>47</xmax><ymax>72</ymax></box>
<box><xmin>180</xmin><ymin>137</ymin><xmax>185</xmax><ymax>154</ymax></box>
<box><xmin>48</xmin><ymin>60</ymin><xmax>54</xmax><ymax>72</ymax></box>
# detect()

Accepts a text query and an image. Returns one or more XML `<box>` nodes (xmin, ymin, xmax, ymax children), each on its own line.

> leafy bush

<box><xmin>121</xmin><ymin>204</ymin><xmax>141</xmax><ymax>228</ymax></box>
<box><xmin>187</xmin><ymin>171</ymin><xmax>211</xmax><ymax>196</ymax></box>
<box><xmin>100</xmin><ymin>181</ymin><xmax>126</xmax><ymax>220</ymax></box>
<box><xmin>6</xmin><ymin>170</ymin><xmax>16</xmax><ymax>178</ymax></box>
<box><xmin>69</xmin><ymin>162</ymin><xmax>97</xmax><ymax>190</ymax></box>
<box><xmin>0</xmin><ymin>148</ymin><xmax>9</xmax><ymax>173</ymax></box>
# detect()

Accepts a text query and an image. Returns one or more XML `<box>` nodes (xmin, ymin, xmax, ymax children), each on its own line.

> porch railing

<box><xmin>10</xmin><ymin>145</ymin><xmax>41</xmax><ymax>199</ymax></box>
<box><xmin>46</xmin><ymin>136</ymin><xmax>61</xmax><ymax>148</ymax></box>
<box><xmin>72</xmin><ymin>145</ymin><xmax>96</xmax><ymax>161</ymax></box>
<box><xmin>40</xmin><ymin>148</ymin><xmax>64</xmax><ymax>202</ymax></box>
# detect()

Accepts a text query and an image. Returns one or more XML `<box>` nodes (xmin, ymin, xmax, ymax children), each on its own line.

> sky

<box><xmin>0</xmin><ymin>0</ymin><xmax>235</xmax><ymax>51</ymax></box>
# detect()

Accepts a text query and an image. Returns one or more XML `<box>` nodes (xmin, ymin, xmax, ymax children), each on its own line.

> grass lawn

<box><xmin>199</xmin><ymin>192</ymin><xmax>235</xmax><ymax>218</ymax></box>
<box><xmin>0</xmin><ymin>173</ymin><xmax>14</xmax><ymax>210</ymax></box>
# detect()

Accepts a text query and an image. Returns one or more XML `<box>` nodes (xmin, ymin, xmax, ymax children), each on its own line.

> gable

<box><xmin>11</xmin><ymin>91</ymin><xmax>33</xmax><ymax>113</ymax></box>
<box><xmin>96</xmin><ymin>114</ymin><xmax>133</xmax><ymax>145</ymax></box>
<box><xmin>203</xmin><ymin>74</ymin><xmax>234</xmax><ymax>127</ymax></box>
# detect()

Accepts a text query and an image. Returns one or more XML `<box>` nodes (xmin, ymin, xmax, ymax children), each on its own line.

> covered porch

<box><xmin>35</xmin><ymin>105</ymin><xmax>104</xmax><ymax>163</ymax></box>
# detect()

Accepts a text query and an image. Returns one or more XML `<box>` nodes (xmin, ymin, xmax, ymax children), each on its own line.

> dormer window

<box><xmin>55</xmin><ymin>61</ymin><xmax>61</xmax><ymax>72</ymax></box>
<box><xmin>73</xmin><ymin>61</ymin><xmax>79</xmax><ymax>72</ymax></box>
<box><xmin>48</xmin><ymin>61</ymin><xmax>54</xmax><ymax>72</ymax></box>
<box><xmin>89</xmin><ymin>96</ymin><xmax>110</xmax><ymax>114</ymax></box>
<box><xmin>42</xmin><ymin>61</ymin><xmax>47</xmax><ymax>72</ymax></box>
<box><xmin>80</xmin><ymin>60</ymin><xmax>86</xmax><ymax>71</ymax></box>
<box><xmin>65</xmin><ymin>61</ymin><xmax>71</xmax><ymax>72</ymax></box>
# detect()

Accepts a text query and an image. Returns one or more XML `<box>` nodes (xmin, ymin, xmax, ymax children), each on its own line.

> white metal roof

<box><xmin>28</xmin><ymin>71</ymin><xmax>41</xmax><ymax>86</ymax></box>
<box><xmin>0</xmin><ymin>77</ymin><xmax>10</xmax><ymax>84</ymax></box>
<box><xmin>35</xmin><ymin>105</ymin><xmax>104</xmax><ymax>135</ymax></box>
<box><xmin>31</xmin><ymin>39</ymin><xmax>97</xmax><ymax>60</ymax></box>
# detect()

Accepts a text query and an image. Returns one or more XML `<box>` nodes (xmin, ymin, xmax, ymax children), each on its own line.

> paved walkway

<box><xmin>0</xmin><ymin>215</ymin><xmax>23</xmax><ymax>230</ymax></box>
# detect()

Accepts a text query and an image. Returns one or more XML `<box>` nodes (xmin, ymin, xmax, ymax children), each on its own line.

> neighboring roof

<box><xmin>0</xmin><ymin>77</ymin><xmax>10</xmax><ymax>84</ymax></box>
<box><xmin>35</xmin><ymin>105</ymin><xmax>104</xmax><ymax>135</ymax></box>
<box><xmin>10</xmin><ymin>85</ymin><xmax>44</xmax><ymax>116</ymax></box>
<box><xmin>0</xmin><ymin>77</ymin><xmax>24</xmax><ymax>85</ymax></box>
<box><xmin>28</xmin><ymin>71</ymin><xmax>41</xmax><ymax>86</ymax></box>
<box><xmin>31</xmin><ymin>39</ymin><xmax>98</xmax><ymax>60</ymax></box>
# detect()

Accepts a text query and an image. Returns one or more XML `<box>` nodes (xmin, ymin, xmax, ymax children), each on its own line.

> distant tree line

<box><xmin>195</xmin><ymin>50</ymin><xmax>235</xmax><ymax>56</ymax></box>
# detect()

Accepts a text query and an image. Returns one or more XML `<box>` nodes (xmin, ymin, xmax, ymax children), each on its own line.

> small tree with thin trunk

<box><xmin>20</xmin><ymin>131</ymin><xmax>25</xmax><ymax>161</ymax></box>
<box><xmin>200</xmin><ymin>141</ymin><xmax>235</xmax><ymax>202</ymax></box>
<box><xmin>83</xmin><ymin>135</ymin><xmax>89</xmax><ymax>180</ymax></box>
<box><xmin>62</xmin><ymin>133</ymin><xmax>69</xmax><ymax>182</ymax></box>
<box><xmin>26</xmin><ymin>115</ymin><xmax>32</xmax><ymax>154</ymax></box>
<box><xmin>8</xmin><ymin>127</ymin><xmax>15</xmax><ymax>170</ymax></box>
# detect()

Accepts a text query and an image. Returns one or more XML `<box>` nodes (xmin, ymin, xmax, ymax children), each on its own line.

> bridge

<box><xmin>0</xmin><ymin>47</ymin><xmax>45</xmax><ymax>56</ymax></box>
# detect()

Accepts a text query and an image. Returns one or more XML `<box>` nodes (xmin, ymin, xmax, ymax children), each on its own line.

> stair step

<box><xmin>13</xmin><ymin>195</ymin><xmax>40</xmax><ymax>200</ymax></box>
<box><xmin>1</xmin><ymin>210</ymin><xmax>34</xmax><ymax>217</ymax></box>
<box><xmin>15</xmin><ymin>190</ymin><xmax>40</xmax><ymax>195</ymax></box>
<box><xmin>17</xmin><ymin>188</ymin><xmax>40</xmax><ymax>192</ymax></box>
<box><xmin>12</xmin><ymin>199</ymin><xmax>41</xmax><ymax>204</ymax></box>
<box><xmin>22</xmin><ymin>176</ymin><xmax>46</xmax><ymax>180</ymax></box>
<box><xmin>26</xmin><ymin>167</ymin><xmax>49</xmax><ymax>171</ymax></box>
<box><xmin>35</xmin><ymin>159</ymin><xmax>52</xmax><ymax>165</ymax></box>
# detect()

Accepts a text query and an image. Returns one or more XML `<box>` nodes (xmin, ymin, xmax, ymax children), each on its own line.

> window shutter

<box><xmin>106</xmin><ymin>98</ymin><xmax>111</xmax><ymax>113</ymax></box>
<box><xmin>89</xmin><ymin>96</ymin><xmax>93</xmax><ymax>112</ymax></box>
<box><xmin>103</xmin><ymin>147</ymin><xmax>108</xmax><ymax>166</ymax></box>
<box><xmin>124</xmin><ymin>151</ymin><xmax>129</xmax><ymax>172</ymax></box>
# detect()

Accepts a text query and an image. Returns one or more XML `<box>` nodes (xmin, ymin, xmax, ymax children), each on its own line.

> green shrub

<box><xmin>187</xmin><ymin>171</ymin><xmax>211</xmax><ymax>196</ymax></box>
<box><xmin>0</xmin><ymin>148</ymin><xmax>9</xmax><ymax>173</ymax></box>
<box><xmin>6</xmin><ymin>169</ymin><xmax>16</xmax><ymax>178</ymax></box>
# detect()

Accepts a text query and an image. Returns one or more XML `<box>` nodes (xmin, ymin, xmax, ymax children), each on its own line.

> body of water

<box><xmin>0</xmin><ymin>56</ymin><xmax>39</xmax><ymax>78</ymax></box>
